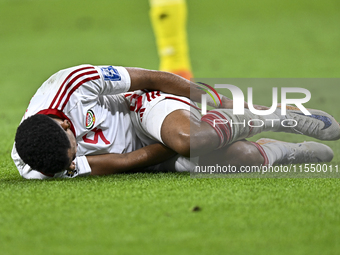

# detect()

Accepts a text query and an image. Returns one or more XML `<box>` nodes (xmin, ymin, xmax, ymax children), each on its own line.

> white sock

<box><xmin>201</xmin><ymin>108</ymin><xmax>285</xmax><ymax>148</ymax></box>
<box><xmin>260</xmin><ymin>142</ymin><xmax>290</xmax><ymax>165</ymax></box>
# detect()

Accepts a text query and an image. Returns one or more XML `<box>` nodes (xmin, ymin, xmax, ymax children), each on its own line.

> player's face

<box><xmin>52</xmin><ymin>118</ymin><xmax>77</xmax><ymax>171</ymax></box>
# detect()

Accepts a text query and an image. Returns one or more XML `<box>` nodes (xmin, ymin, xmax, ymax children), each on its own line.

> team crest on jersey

<box><xmin>86</xmin><ymin>110</ymin><xmax>95</xmax><ymax>129</ymax></box>
<box><xmin>100</xmin><ymin>66</ymin><xmax>121</xmax><ymax>81</ymax></box>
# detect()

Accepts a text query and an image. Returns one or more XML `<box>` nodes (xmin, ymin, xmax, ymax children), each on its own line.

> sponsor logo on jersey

<box><xmin>86</xmin><ymin>110</ymin><xmax>95</xmax><ymax>129</ymax></box>
<box><xmin>100</xmin><ymin>66</ymin><xmax>121</xmax><ymax>81</ymax></box>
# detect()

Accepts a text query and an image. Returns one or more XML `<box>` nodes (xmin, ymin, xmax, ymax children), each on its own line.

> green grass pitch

<box><xmin>1</xmin><ymin>0</ymin><xmax>340</xmax><ymax>254</ymax></box>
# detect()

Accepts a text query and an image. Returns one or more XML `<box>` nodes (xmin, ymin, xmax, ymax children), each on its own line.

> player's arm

<box><xmin>126</xmin><ymin>67</ymin><xmax>204</xmax><ymax>103</ymax></box>
<box><xmin>125</xmin><ymin>68</ymin><xmax>268</xmax><ymax>110</ymax></box>
<box><xmin>87</xmin><ymin>143</ymin><xmax>176</xmax><ymax>176</ymax></box>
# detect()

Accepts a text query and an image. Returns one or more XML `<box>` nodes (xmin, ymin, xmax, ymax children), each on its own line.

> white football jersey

<box><xmin>11</xmin><ymin>64</ymin><xmax>143</xmax><ymax>179</ymax></box>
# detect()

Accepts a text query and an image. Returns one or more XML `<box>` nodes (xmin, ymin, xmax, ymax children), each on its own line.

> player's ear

<box><xmin>67</xmin><ymin>161</ymin><xmax>76</xmax><ymax>171</ymax></box>
<box><xmin>61</xmin><ymin>119</ymin><xmax>71</xmax><ymax>130</ymax></box>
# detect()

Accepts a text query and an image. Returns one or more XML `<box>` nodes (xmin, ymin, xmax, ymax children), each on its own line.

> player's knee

<box><xmin>163</xmin><ymin>130</ymin><xmax>191</xmax><ymax>157</ymax></box>
<box><xmin>226</xmin><ymin>141</ymin><xmax>263</xmax><ymax>167</ymax></box>
<box><xmin>174</xmin><ymin>131</ymin><xmax>212</xmax><ymax>157</ymax></box>
<box><xmin>173</xmin><ymin>131</ymin><xmax>191</xmax><ymax>157</ymax></box>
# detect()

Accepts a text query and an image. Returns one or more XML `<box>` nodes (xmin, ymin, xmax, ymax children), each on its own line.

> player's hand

<box><xmin>220</xmin><ymin>96</ymin><xmax>234</xmax><ymax>109</ymax></box>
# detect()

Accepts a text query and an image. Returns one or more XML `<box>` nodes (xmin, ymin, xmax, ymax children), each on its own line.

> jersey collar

<box><xmin>37</xmin><ymin>109</ymin><xmax>76</xmax><ymax>136</ymax></box>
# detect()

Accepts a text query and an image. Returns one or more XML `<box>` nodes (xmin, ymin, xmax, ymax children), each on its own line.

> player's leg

<box><xmin>160</xmin><ymin>107</ymin><xmax>334</xmax><ymax>165</ymax></box>
<box><xmin>149</xmin><ymin>0</ymin><xmax>192</xmax><ymax>79</ymax></box>
<box><xmin>200</xmin><ymin>108</ymin><xmax>285</xmax><ymax>149</ymax></box>
<box><xmin>159</xmin><ymin>107</ymin><xmax>262</xmax><ymax>161</ymax></box>
<box><xmin>128</xmin><ymin>92</ymin><xmax>221</xmax><ymax>156</ymax></box>
<box><xmin>128</xmin><ymin>92</ymin><xmax>335</xmax><ymax>168</ymax></box>
<box><xmin>160</xmin><ymin>108</ymin><xmax>219</xmax><ymax>157</ymax></box>
<box><xmin>199</xmin><ymin>138</ymin><xmax>334</xmax><ymax>168</ymax></box>
<box><xmin>200</xmin><ymin>107</ymin><xmax>340</xmax><ymax>151</ymax></box>
<box><xmin>158</xmin><ymin>107</ymin><xmax>268</xmax><ymax>167</ymax></box>
<box><xmin>280</xmin><ymin>105</ymin><xmax>340</xmax><ymax>140</ymax></box>
<box><xmin>256</xmin><ymin>138</ymin><xmax>333</xmax><ymax>165</ymax></box>
<box><xmin>199</xmin><ymin>140</ymin><xmax>265</xmax><ymax>168</ymax></box>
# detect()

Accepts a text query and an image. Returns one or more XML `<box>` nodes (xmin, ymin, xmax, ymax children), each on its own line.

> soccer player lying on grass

<box><xmin>12</xmin><ymin>65</ymin><xmax>340</xmax><ymax>179</ymax></box>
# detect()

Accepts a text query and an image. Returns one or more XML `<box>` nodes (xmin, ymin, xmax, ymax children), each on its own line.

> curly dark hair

<box><xmin>15</xmin><ymin>114</ymin><xmax>71</xmax><ymax>174</ymax></box>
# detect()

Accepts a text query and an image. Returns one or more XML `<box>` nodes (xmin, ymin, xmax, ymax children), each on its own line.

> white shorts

<box><xmin>125</xmin><ymin>90</ymin><xmax>201</xmax><ymax>172</ymax></box>
<box><xmin>127</xmin><ymin>90</ymin><xmax>201</xmax><ymax>145</ymax></box>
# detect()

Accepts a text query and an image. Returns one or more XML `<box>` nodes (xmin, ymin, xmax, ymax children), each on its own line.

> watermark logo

<box><xmin>190</xmin><ymin>78</ymin><xmax>339</xmax><ymax>179</ymax></box>
<box><xmin>199</xmin><ymin>84</ymin><xmax>311</xmax><ymax>116</ymax></box>
<box><xmin>196</xmin><ymin>82</ymin><xmax>222</xmax><ymax>108</ymax></box>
